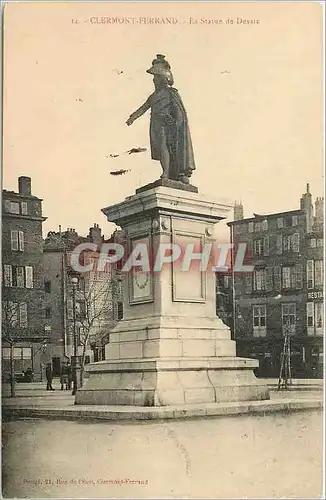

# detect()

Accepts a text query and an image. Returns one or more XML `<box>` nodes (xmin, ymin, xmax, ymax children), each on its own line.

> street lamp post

<box><xmin>71</xmin><ymin>275</ymin><xmax>80</xmax><ymax>396</ymax></box>
<box><xmin>278</xmin><ymin>314</ymin><xmax>292</xmax><ymax>390</ymax></box>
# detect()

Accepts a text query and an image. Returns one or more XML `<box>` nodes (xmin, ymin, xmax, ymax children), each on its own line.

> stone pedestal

<box><xmin>75</xmin><ymin>183</ymin><xmax>269</xmax><ymax>406</ymax></box>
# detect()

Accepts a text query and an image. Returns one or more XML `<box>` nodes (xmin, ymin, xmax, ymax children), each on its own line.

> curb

<box><xmin>2</xmin><ymin>399</ymin><xmax>323</xmax><ymax>423</ymax></box>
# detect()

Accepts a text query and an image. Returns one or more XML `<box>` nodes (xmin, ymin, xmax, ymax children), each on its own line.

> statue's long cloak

<box><xmin>149</xmin><ymin>87</ymin><xmax>196</xmax><ymax>179</ymax></box>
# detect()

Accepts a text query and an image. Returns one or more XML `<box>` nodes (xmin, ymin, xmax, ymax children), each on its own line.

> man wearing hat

<box><xmin>126</xmin><ymin>55</ymin><xmax>196</xmax><ymax>184</ymax></box>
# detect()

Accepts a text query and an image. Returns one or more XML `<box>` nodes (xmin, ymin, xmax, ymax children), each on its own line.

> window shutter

<box><xmin>18</xmin><ymin>231</ymin><xmax>24</xmax><ymax>251</ymax></box>
<box><xmin>248</xmin><ymin>222</ymin><xmax>254</xmax><ymax>233</ymax></box>
<box><xmin>263</xmin><ymin>236</ymin><xmax>269</xmax><ymax>256</ymax></box>
<box><xmin>274</xmin><ymin>266</ymin><xmax>281</xmax><ymax>290</ymax></box>
<box><xmin>16</xmin><ymin>267</ymin><xmax>25</xmax><ymax>287</ymax></box>
<box><xmin>19</xmin><ymin>303</ymin><xmax>28</xmax><ymax>328</ymax></box>
<box><xmin>25</xmin><ymin>266</ymin><xmax>33</xmax><ymax>289</ymax></box>
<box><xmin>292</xmin><ymin>233</ymin><xmax>300</xmax><ymax>252</ymax></box>
<box><xmin>10</xmin><ymin>230</ymin><xmax>19</xmax><ymax>251</ymax></box>
<box><xmin>4</xmin><ymin>265</ymin><xmax>13</xmax><ymax>287</ymax></box>
<box><xmin>276</xmin><ymin>235</ymin><xmax>283</xmax><ymax>255</ymax></box>
<box><xmin>4</xmin><ymin>200</ymin><xmax>11</xmax><ymax>213</ymax></box>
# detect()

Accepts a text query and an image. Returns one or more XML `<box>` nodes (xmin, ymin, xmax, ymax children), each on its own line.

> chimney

<box><xmin>18</xmin><ymin>176</ymin><xmax>32</xmax><ymax>196</ymax></box>
<box><xmin>89</xmin><ymin>223</ymin><xmax>102</xmax><ymax>245</ymax></box>
<box><xmin>300</xmin><ymin>183</ymin><xmax>313</xmax><ymax>232</ymax></box>
<box><xmin>315</xmin><ymin>197</ymin><xmax>324</xmax><ymax>223</ymax></box>
<box><xmin>234</xmin><ymin>201</ymin><xmax>244</xmax><ymax>221</ymax></box>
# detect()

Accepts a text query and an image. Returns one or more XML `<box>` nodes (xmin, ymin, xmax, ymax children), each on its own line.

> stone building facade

<box><xmin>43</xmin><ymin>225</ymin><xmax>123</xmax><ymax>375</ymax></box>
<box><xmin>2</xmin><ymin>177</ymin><xmax>47</xmax><ymax>381</ymax></box>
<box><xmin>217</xmin><ymin>184</ymin><xmax>324</xmax><ymax>378</ymax></box>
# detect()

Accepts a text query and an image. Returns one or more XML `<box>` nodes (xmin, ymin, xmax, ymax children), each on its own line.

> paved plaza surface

<box><xmin>2</xmin><ymin>380</ymin><xmax>324</xmax><ymax>498</ymax></box>
<box><xmin>2</xmin><ymin>408</ymin><xmax>323</xmax><ymax>499</ymax></box>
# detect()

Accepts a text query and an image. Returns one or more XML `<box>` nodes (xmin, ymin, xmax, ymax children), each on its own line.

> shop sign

<box><xmin>307</xmin><ymin>290</ymin><xmax>323</xmax><ymax>300</ymax></box>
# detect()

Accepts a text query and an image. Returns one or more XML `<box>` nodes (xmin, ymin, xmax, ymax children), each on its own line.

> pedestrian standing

<box><xmin>45</xmin><ymin>362</ymin><xmax>55</xmax><ymax>391</ymax></box>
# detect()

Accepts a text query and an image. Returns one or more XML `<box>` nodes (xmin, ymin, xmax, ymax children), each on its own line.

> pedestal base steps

<box><xmin>75</xmin><ymin>357</ymin><xmax>269</xmax><ymax>406</ymax></box>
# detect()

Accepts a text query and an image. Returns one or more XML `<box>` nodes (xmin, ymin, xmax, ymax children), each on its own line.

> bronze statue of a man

<box><xmin>126</xmin><ymin>54</ymin><xmax>196</xmax><ymax>184</ymax></box>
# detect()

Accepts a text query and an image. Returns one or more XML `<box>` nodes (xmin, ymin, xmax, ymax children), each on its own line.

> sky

<box><xmin>3</xmin><ymin>2</ymin><xmax>324</xmax><ymax>241</ymax></box>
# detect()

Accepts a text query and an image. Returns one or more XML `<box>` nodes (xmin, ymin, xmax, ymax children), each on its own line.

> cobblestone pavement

<box><xmin>2</xmin><ymin>409</ymin><xmax>323</xmax><ymax>499</ymax></box>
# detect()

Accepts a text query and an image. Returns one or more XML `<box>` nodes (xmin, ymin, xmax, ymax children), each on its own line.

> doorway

<box><xmin>52</xmin><ymin>357</ymin><xmax>61</xmax><ymax>377</ymax></box>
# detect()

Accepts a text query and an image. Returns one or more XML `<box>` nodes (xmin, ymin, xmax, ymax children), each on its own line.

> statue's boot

<box><xmin>178</xmin><ymin>174</ymin><xmax>190</xmax><ymax>184</ymax></box>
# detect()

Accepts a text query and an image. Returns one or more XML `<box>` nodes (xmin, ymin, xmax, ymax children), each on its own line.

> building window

<box><xmin>276</xmin><ymin>235</ymin><xmax>283</xmax><ymax>255</ymax></box>
<box><xmin>282</xmin><ymin>303</ymin><xmax>296</xmax><ymax>335</ymax></box>
<box><xmin>307</xmin><ymin>260</ymin><xmax>314</xmax><ymax>289</ymax></box>
<box><xmin>315</xmin><ymin>302</ymin><xmax>324</xmax><ymax>329</ymax></box>
<box><xmin>248</xmin><ymin>222</ymin><xmax>254</xmax><ymax>233</ymax></box>
<box><xmin>10</xmin><ymin>230</ymin><xmax>24</xmax><ymax>251</ymax></box>
<box><xmin>253</xmin><ymin>305</ymin><xmax>266</xmax><ymax>337</ymax></box>
<box><xmin>21</xmin><ymin>202</ymin><xmax>28</xmax><ymax>215</ymax></box>
<box><xmin>317</xmin><ymin>238</ymin><xmax>323</xmax><ymax>247</ymax></box>
<box><xmin>25</xmin><ymin>266</ymin><xmax>33</xmax><ymax>289</ymax></box>
<box><xmin>262</xmin><ymin>220</ymin><xmax>268</xmax><ymax>231</ymax></box>
<box><xmin>292</xmin><ymin>215</ymin><xmax>298</xmax><ymax>226</ymax></box>
<box><xmin>283</xmin><ymin>235</ymin><xmax>292</xmax><ymax>252</ymax></box>
<box><xmin>307</xmin><ymin>302</ymin><xmax>324</xmax><ymax>335</ymax></box>
<box><xmin>292</xmin><ymin>233</ymin><xmax>300</xmax><ymax>252</ymax></box>
<box><xmin>310</xmin><ymin>238</ymin><xmax>317</xmax><ymax>248</ymax></box>
<box><xmin>253</xmin><ymin>239</ymin><xmax>262</xmax><ymax>256</ymax></box>
<box><xmin>12</xmin><ymin>347</ymin><xmax>32</xmax><ymax>360</ymax></box>
<box><xmin>3</xmin><ymin>265</ymin><xmax>13</xmax><ymax>287</ymax></box>
<box><xmin>2</xmin><ymin>348</ymin><xmax>11</xmax><ymax>359</ymax></box>
<box><xmin>295</xmin><ymin>264</ymin><xmax>303</xmax><ymax>289</ymax></box>
<box><xmin>10</xmin><ymin>202</ymin><xmax>20</xmax><ymax>214</ymax></box>
<box><xmin>244</xmin><ymin>275</ymin><xmax>252</xmax><ymax>293</ymax></box>
<box><xmin>306</xmin><ymin>302</ymin><xmax>314</xmax><ymax>328</ymax></box>
<box><xmin>254</xmin><ymin>222</ymin><xmax>262</xmax><ymax>232</ymax></box>
<box><xmin>19</xmin><ymin>303</ymin><xmax>28</xmax><ymax>328</ymax></box>
<box><xmin>14</xmin><ymin>266</ymin><xmax>25</xmax><ymax>288</ymax></box>
<box><xmin>3</xmin><ymin>302</ymin><xmax>28</xmax><ymax>328</ymax></box>
<box><xmin>282</xmin><ymin>267</ymin><xmax>292</xmax><ymax>289</ymax></box>
<box><xmin>265</xmin><ymin>267</ymin><xmax>273</xmax><ymax>291</ymax></box>
<box><xmin>44</xmin><ymin>280</ymin><xmax>52</xmax><ymax>293</ymax></box>
<box><xmin>277</xmin><ymin>218</ymin><xmax>284</xmax><ymax>229</ymax></box>
<box><xmin>10</xmin><ymin>230</ymin><xmax>19</xmax><ymax>250</ymax></box>
<box><xmin>253</xmin><ymin>269</ymin><xmax>265</xmax><ymax>291</ymax></box>
<box><xmin>45</xmin><ymin>307</ymin><xmax>51</xmax><ymax>319</ymax></box>
<box><xmin>3</xmin><ymin>301</ymin><xmax>18</xmax><ymax>326</ymax></box>
<box><xmin>314</xmin><ymin>260</ymin><xmax>324</xmax><ymax>287</ymax></box>
<box><xmin>274</xmin><ymin>266</ymin><xmax>282</xmax><ymax>290</ymax></box>
<box><xmin>263</xmin><ymin>236</ymin><xmax>269</xmax><ymax>256</ymax></box>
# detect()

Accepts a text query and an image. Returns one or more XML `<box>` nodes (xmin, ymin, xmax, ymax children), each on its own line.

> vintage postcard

<box><xmin>1</xmin><ymin>1</ymin><xmax>324</xmax><ymax>499</ymax></box>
